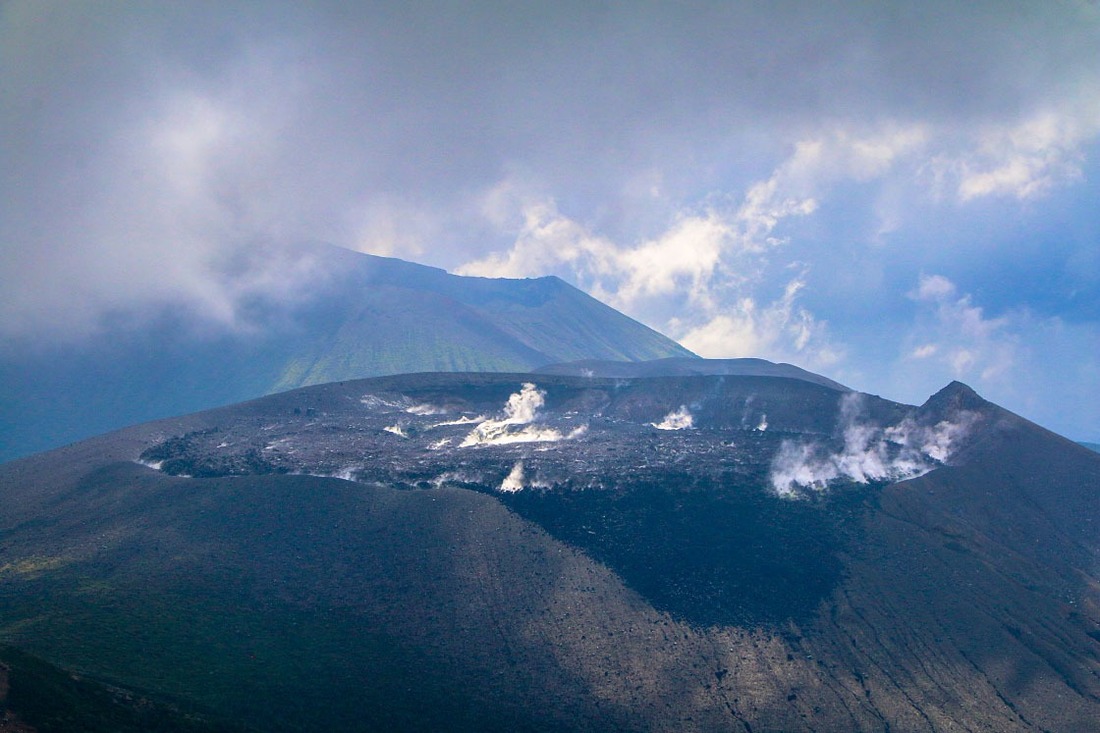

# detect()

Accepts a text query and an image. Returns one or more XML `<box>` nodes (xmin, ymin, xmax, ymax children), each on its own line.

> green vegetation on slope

<box><xmin>0</xmin><ymin>467</ymin><xmax>612</xmax><ymax>732</ymax></box>
<box><xmin>0</xmin><ymin>644</ymin><xmax>247</xmax><ymax>733</ymax></box>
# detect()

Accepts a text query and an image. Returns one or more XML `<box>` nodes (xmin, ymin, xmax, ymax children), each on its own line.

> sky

<box><xmin>1</xmin><ymin>1</ymin><xmax>1098</xmax><ymax>441</ymax></box>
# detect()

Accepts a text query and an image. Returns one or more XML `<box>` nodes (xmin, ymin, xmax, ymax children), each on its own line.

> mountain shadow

<box><xmin>498</xmin><ymin>475</ymin><xmax>871</xmax><ymax>627</ymax></box>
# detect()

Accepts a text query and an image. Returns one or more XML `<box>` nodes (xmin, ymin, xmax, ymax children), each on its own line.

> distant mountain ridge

<box><xmin>535</xmin><ymin>356</ymin><xmax>849</xmax><ymax>391</ymax></box>
<box><xmin>0</xmin><ymin>243</ymin><xmax>692</xmax><ymax>462</ymax></box>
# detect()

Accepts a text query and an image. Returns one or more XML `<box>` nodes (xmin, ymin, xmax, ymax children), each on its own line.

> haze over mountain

<box><xmin>4</xmin><ymin>2</ymin><xmax>1097</xmax><ymax>443</ymax></box>
<box><xmin>0</xmin><ymin>243</ymin><xmax>691</xmax><ymax>463</ymax></box>
<box><xmin>0</xmin><ymin>362</ymin><xmax>1096</xmax><ymax>731</ymax></box>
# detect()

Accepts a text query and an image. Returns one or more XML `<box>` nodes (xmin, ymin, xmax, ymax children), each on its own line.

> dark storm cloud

<box><xmin>4</xmin><ymin>2</ymin><xmax>1095</xmax><ymax>244</ymax></box>
<box><xmin>1</xmin><ymin>2</ymin><xmax>1098</xmax><ymax>442</ymax></box>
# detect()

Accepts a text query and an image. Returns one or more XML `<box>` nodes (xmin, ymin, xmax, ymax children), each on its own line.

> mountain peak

<box><xmin>0</xmin><ymin>245</ymin><xmax>691</xmax><ymax>462</ymax></box>
<box><xmin>921</xmin><ymin>380</ymin><xmax>988</xmax><ymax>415</ymax></box>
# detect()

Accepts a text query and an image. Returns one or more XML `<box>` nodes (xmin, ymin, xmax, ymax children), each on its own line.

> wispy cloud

<box><xmin>926</xmin><ymin>103</ymin><xmax>1100</xmax><ymax>201</ymax></box>
<box><xmin>676</xmin><ymin>276</ymin><xmax>842</xmax><ymax>370</ymax></box>
<box><xmin>905</xmin><ymin>274</ymin><xmax>1017</xmax><ymax>382</ymax></box>
<box><xmin>459</xmin><ymin>127</ymin><xmax>928</xmax><ymax>368</ymax></box>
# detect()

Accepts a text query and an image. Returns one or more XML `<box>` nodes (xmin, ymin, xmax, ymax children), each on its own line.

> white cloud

<box><xmin>457</xmin><ymin>197</ymin><xmax>733</xmax><ymax>312</ymax></box>
<box><xmin>912</xmin><ymin>274</ymin><xmax>957</xmax><ymax>302</ymax></box>
<box><xmin>750</xmin><ymin>126</ymin><xmax>927</xmax><ymax>195</ymax></box>
<box><xmin>458</xmin><ymin>127</ymin><xmax>925</xmax><ymax>370</ymax></box>
<box><xmin>456</xmin><ymin>198</ymin><xmax>600</xmax><ymax>279</ymax></box>
<box><xmin>910</xmin><ymin>344</ymin><xmax>938</xmax><ymax>359</ymax></box>
<box><xmin>610</xmin><ymin>213</ymin><xmax>732</xmax><ymax>306</ymax></box>
<box><xmin>3</xmin><ymin>2</ymin><xmax>1097</xmax><ymax>443</ymax></box>
<box><xmin>678</xmin><ymin>276</ymin><xmax>842</xmax><ymax>370</ymax></box>
<box><xmin>349</xmin><ymin>196</ymin><xmax>438</xmax><ymax>259</ymax></box>
<box><xmin>904</xmin><ymin>275</ymin><xmax>1017</xmax><ymax>383</ymax></box>
<box><xmin>724</xmin><ymin>126</ymin><xmax>927</xmax><ymax>255</ymax></box>
<box><xmin>926</xmin><ymin>103</ymin><xmax>1100</xmax><ymax>202</ymax></box>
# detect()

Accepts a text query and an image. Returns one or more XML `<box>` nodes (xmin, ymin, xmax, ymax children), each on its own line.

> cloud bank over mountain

<box><xmin>1</xmin><ymin>1</ymin><xmax>1097</xmax><ymax>440</ymax></box>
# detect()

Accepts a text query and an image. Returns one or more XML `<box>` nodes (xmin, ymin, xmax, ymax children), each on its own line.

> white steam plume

<box><xmin>333</xmin><ymin>466</ymin><xmax>359</xmax><ymax>481</ymax></box>
<box><xmin>652</xmin><ymin>405</ymin><xmax>694</xmax><ymax>430</ymax></box>
<box><xmin>502</xmin><ymin>383</ymin><xmax>544</xmax><ymax>423</ymax></box>
<box><xmin>361</xmin><ymin>394</ymin><xmax>449</xmax><ymax>416</ymax></box>
<box><xmin>500</xmin><ymin>461</ymin><xmax>526</xmax><ymax>492</ymax></box>
<box><xmin>885</xmin><ymin>415</ymin><xmax>976</xmax><ymax>462</ymax></box>
<box><xmin>383</xmin><ymin>424</ymin><xmax>409</xmax><ymax>438</ymax></box>
<box><xmin>430</xmin><ymin>471</ymin><xmax>479</xmax><ymax>489</ymax></box>
<box><xmin>769</xmin><ymin>393</ymin><xmax>976</xmax><ymax>497</ymax></box>
<box><xmin>460</xmin><ymin>383</ymin><xmax>587</xmax><ymax>447</ymax></box>
<box><xmin>430</xmin><ymin>415</ymin><xmax>486</xmax><ymax>427</ymax></box>
<box><xmin>406</xmin><ymin>403</ymin><xmax>447</xmax><ymax>416</ymax></box>
<box><xmin>360</xmin><ymin>394</ymin><xmax>405</xmax><ymax>410</ymax></box>
<box><xmin>461</xmin><ymin>423</ymin><xmax>588</xmax><ymax>447</ymax></box>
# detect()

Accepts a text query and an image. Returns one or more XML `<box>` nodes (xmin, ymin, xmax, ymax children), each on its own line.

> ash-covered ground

<box><xmin>137</xmin><ymin>373</ymin><xmax>983</xmax><ymax>626</ymax></box>
<box><xmin>7</xmin><ymin>370</ymin><xmax>1096</xmax><ymax>731</ymax></box>
<box><xmin>139</xmin><ymin>373</ymin><xmax>976</xmax><ymax>498</ymax></box>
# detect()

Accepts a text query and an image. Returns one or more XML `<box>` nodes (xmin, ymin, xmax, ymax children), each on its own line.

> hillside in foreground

<box><xmin>0</xmin><ymin>362</ymin><xmax>1097</xmax><ymax>731</ymax></box>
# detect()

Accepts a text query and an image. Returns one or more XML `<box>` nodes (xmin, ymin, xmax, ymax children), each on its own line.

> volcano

<box><xmin>0</xmin><ymin>244</ymin><xmax>692</xmax><ymax>463</ymax></box>
<box><xmin>0</xmin><ymin>362</ymin><xmax>1097</xmax><ymax>731</ymax></box>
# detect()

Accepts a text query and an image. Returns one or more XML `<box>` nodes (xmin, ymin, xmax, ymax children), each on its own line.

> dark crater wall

<box><xmin>496</xmin><ymin>475</ymin><xmax>874</xmax><ymax>627</ymax></box>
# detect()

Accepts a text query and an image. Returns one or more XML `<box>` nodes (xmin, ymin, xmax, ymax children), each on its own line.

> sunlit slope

<box><xmin>265</xmin><ymin>250</ymin><xmax>695</xmax><ymax>389</ymax></box>
<box><xmin>0</xmin><ymin>245</ymin><xmax>692</xmax><ymax>462</ymax></box>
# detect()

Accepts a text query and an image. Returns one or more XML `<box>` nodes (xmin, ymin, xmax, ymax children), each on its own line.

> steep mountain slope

<box><xmin>0</xmin><ymin>244</ymin><xmax>692</xmax><ymax>462</ymax></box>
<box><xmin>0</xmin><ymin>369</ymin><xmax>1096</xmax><ymax>731</ymax></box>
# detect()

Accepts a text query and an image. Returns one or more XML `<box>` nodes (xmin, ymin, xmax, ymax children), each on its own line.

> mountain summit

<box><xmin>0</xmin><ymin>244</ymin><xmax>692</xmax><ymax>462</ymax></box>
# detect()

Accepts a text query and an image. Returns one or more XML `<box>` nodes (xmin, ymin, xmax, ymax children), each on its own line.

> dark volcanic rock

<box><xmin>0</xmin><ymin>371</ymin><xmax>1098</xmax><ymax>732</ymax></box>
